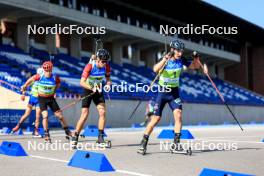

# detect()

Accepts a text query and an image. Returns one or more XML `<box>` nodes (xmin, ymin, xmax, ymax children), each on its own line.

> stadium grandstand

<box><xmin>0</xmin><ymin>0</ymin><xmax>264</xmax><ymax>176</ymax></box>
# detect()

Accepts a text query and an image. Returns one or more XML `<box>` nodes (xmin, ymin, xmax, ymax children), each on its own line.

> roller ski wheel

<box><xmin>71</xmin><ymin>141</ymin><xmax>78</xmax><ymax>150</ymax></box>
<box><xmin>95</xmin><ymin>140</ymin><xmax>111</xmax><ymax>148</ymax></box>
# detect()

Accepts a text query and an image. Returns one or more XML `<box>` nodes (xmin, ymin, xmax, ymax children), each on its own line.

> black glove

<box><xmin>192</xmin><ymin>51</ymin><xmax>200</xmax><ymax>58</ymax></box>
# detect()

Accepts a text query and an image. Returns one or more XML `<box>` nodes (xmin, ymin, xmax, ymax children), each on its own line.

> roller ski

<box><xmin>137</xmin><ymin>135</ymin><xmax>148</xmax><ymax>155</ymax></box>
<box><xmin>170</xmin><ymin>143</ymin><xmax>192</xmax><ymax>155</ymax></box>
<box><xmin>44</xmin><ymin>129</ymin><xmax>51</xmax><ymax>144</ymax></box>
<box><xmin>170</xmin><ymin>133</ymin><xmax>192</xmax><ymax>155</ymax></box>
<box><xmin>95</xmin><ymin>133</ymin><xmax>111</xmax><ymax>148</ymax></box>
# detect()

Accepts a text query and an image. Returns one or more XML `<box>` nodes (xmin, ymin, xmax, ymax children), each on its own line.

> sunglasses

<box><xmin>100</xmin><ymin>60</ymin><xmax>107</xmax><ymax>64</ymax></box>
<box><xmin>173</xmin><ymin>49</ymin><xmax>184</xmax><ymax>52</ymax></box>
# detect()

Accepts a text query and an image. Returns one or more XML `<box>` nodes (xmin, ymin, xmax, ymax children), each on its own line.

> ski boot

<box><xmin>137</xmin><ymin>135</ymin><xmax>149</xmax><ymax>155</ymax></box>
<box><xmin>33</xmin><ymin>128</ymin><xmax>41</xmax><ymax>138</ymax></box>
<box><xmin>96</xmin><ymin>131</ymin><xmax>111</xmax><ymax>148</ymax></box>
<box><xmin>11</xmin><ymin>123</ymin><xmax>21</xmax><ymax>134</ymax></box>
<box><xmin>64</xmin><ymin>127</ymin><xmax>73</xmax><ymax>140</ymax></box>
<box><xmin>44</xmin><ymin>129</ymin><xmax>51</xmax><ymax>143</ymax></box>
<box><xmin>71</xmin><ymin>132</ymin><xmax>79</xmax><ymax>149</ymax></box>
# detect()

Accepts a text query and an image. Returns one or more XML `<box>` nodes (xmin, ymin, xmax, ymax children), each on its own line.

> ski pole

<box><xmin>193</xmin><ymin>52</ymin><xmax>244</xmax><ymax>131</ymax></box>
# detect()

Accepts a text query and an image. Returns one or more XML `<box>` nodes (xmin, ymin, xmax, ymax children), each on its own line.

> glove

<box><xmin>164</xmin><ymin>51</ymin><xmax>175</xmax><ymax>60</ymax></box>
<box><xmin>20</xmin><ymin>95</ymin><xmax>25</xmax><ymax>101</ymax></box>
<box><xmin>20</xmin><ymin>85</ymin><xmax>26</xmax><ymax>92</ymax></box>
<box><xmin>192</xmin><ymin>51</ymin><xmax>200</xmax><ymax>58</ymax></box>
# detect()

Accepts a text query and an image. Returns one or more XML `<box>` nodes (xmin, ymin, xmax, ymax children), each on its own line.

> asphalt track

<box><xmin>0</xmin><ymin>125</ymin><xmax>264</xmax><ymax>176</ymax></box>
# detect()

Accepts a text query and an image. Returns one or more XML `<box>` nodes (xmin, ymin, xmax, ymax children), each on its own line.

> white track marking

<box><xmin>196</xmin><ymin>135</ymin><xmax>263</xmax><ymax>139</ymax></box>
<box><xmin>29</xmin><ymin>155</ymin><xmax>152</xmax><ymax>176</ymax></box>
<box><xmin>30</xmin><ymin>155</ymin><xmax>68</xmax><ymax>163</ymax></box>
<box><xmin>116</xmin><ymin>169</ymin><xmax>152</xmax><ymax>176</ymax></box>
<box><xmin>195</xmin><ymin>139</ymin><xmax>264</xmax><ymax>144</ymax></box>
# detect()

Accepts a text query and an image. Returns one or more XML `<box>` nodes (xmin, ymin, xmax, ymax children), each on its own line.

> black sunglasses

<box><xmin>100</xmin><ymin>60</ymin><xmax>107</xmax><ymax>64</ymax></box>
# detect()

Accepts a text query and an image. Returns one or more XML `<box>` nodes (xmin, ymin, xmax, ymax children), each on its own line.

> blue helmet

<box><xmin>96</xmin><ymin>49</ymin><xmax>110</xmax><ymax>61</ymax></box>
<box><xmin>170</xmin><ymin>40</ymin><xmax>185</xmax><ymax>50</ymax></box>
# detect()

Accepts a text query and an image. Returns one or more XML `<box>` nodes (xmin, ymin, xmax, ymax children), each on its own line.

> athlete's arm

<box><xmin>188</xmin><ymin>56</ymin><xmax>208</xmax><ymax>74</ymax></box>
<box><xmin>21</xmin><ymin>74</ymin><xmax>39</xmax><ymax>92</ymax></box>
<box><xmin>188</xmin><ymin>57</ymin><xmax>200</xmax><ymax>69</ymax></box>
<box><xmin>80</xmin><ymin>77</ymin><xmax>93</xmax><ymax>90</ymax></box>
<box><xmin>80</xmin><ymin>64</ymin><xmax>93</xmax><ymax>91</ymax></box>
<box><xmin>153</xmin><ymin>52</ymin><xmax>172</xmax><ymax>73</ymax></box>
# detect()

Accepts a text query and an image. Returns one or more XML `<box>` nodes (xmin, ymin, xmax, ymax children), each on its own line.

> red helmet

<box><xmin>42</xmin><ymin>61</ymin><xmax>53</xmax><ymax>72</ymax></box>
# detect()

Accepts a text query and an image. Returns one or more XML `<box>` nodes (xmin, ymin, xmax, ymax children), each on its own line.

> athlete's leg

<box><xmin>173</xmin><ymin>109</ymin><xmax>182</xmax><ymax>134</ymax></box>
<box><xmin>75</xmin><ymin>89</ymin><xmax>93</xmax><ymax>133</ymax></box>
<box><xmin>19</xmin><ymin>105</ymin><xmax>33</xmax><ymax>123</ymax></box>
<box><xmin>75</xmin><ymin>108</ymin><xmax>89</xmax><ymax>133</ymax></box>
<box><xmin>144</xmin><ymin>94</ymin><xmax>166</xmax><ymax>136</ymax></box>
<box><xmin>32</xmin><ymin>107</ymin><xmax>42</xmax><ymax>137</ymax></box>
<box><xmin>168</xmin><ymin>89</ymin><xmax>183</xmax><ymax>150</ymax></box>
<box><xmin>71</xmin><ymin>90</ymin><xmax>93</xmax><ymax>148</ymax></box>
<box><xmin>97</xmin><ymin>103</ymin><xmax>106</xmax><ymax>131</ymax></box>
<box><xmin>71</xmin><ymin>107</ymin><xmax>89</xmax><ymax>148</ymax></box>
<box><xmin>138</xmin><ymin>116</ymin><xmax>161</xmax><ymax>154</ymax></box>
<box><xmin>54</xmin><ymin>110</ymin><xmax>69</xmax><ymax>128</ymax></box>
<box><xmin>35</xmin><ymin>107</ymin><xmax>41</xmax><ymax>129</ymax></box>
<box><xmin>12</xmin><ymin>105</ymin><xmax>33</xmax><ymax>132</ymax></box>
<box><xmin>172</xmin><ymin>109</ymin><xmax>183</xmax><ymax>149</ymax></box>
<box><xmin>144</xmin><ymin>115</ymin><xmax>161</xmax><ymax>135</ymax></box>
<box><xmin>38</xmin><ymin>97</ymin><xmax>51</xmax><ymax>142</ymax></box>
<box><xmin>41</xmin><ymin>110</ymin><xmax>49</xmax><ymax>131</ymax></box>
<box><xmin>138</xmin><ymin>93</ymin><xmax>166</xmax><ymax>153</ymax></box>
<box><xmin>96</xmin><ymin>103</ymin><xmax>106</xmax><ymax>143</ymax></box>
